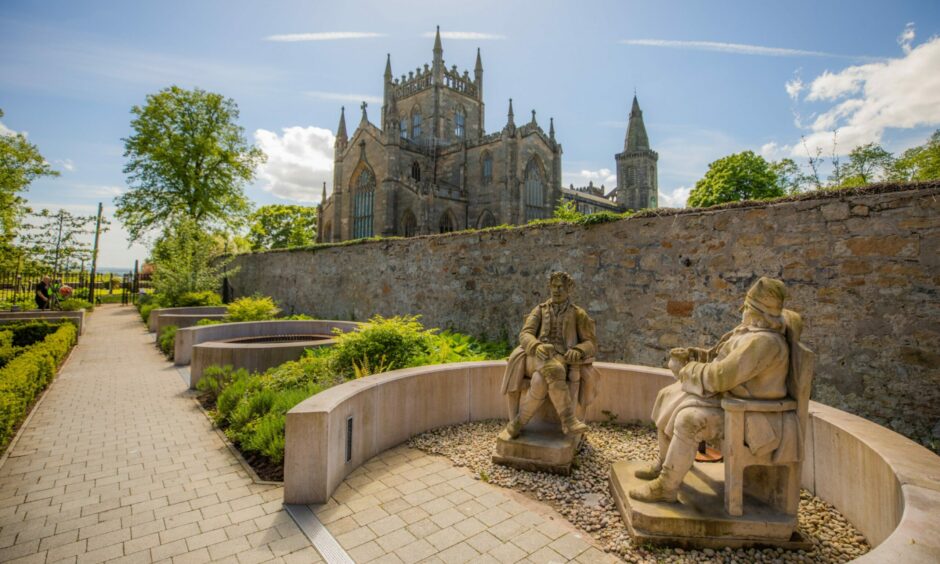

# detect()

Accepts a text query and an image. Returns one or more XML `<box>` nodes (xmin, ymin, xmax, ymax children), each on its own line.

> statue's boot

<box><xmin>504</xmin><ymin>391</ymin><xmax>542</xmax><ymax>439</ymax></box>
<box><xmin>548</xmin><ymin>383</ymin><xmax>589</xmax><ymax>435</ymax></box>
<box><xmin>635</xmin><ymin>430</ymin><xmax>669</xmax><ymax>480</ymax></box>
<box><xmin>629</xmin><ymin>433</ymin><xmax>694</xmax><ymax>503</ymax></box>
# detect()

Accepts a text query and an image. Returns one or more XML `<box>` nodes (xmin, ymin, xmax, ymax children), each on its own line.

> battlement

<box><xmin>393</xmin><ymin>61</ymin><xmax>479</xmax><ymax>100</ymax></box>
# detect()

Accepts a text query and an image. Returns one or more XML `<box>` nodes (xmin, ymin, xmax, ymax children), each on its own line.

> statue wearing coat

<box><xmin>501</xmin><ymin>272</ymin><xmax>598</xmax><ymax>438</ymax></box>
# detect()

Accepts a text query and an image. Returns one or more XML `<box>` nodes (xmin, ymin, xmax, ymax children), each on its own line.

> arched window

<box><xmin>454</xmin><ymin>108</ymin><xmax>465</xmax><ymax>139</ymax></box>
<box><xmin>524</xmin><ymin>158</ymin><xmax>545</xmax><ymax>221</ymax></box>
<box><xmin>439</xmin><ymin>210</ymin><xmax>456</xmax><ymax>233</ymax></box>
<box><xmin>411</xmin><ymin>109</ymin><xmax>422</xmax><ymax>139</ymax></box>
<box><xmin>477</xmin><ymin>210</ymin><xmax>497</xmax><ymax>229</ymax></box>
<box><xmin>481</xmin><ymin>152</ymin><xmax>493</xmax><ymax>186</ymax></box>
<box><xmin>400</xmin><ymin>120</ymin><xmax>408</xmax><ymax>140</ymax></box>
<box><xmin>352</xmin><ymin>167</ymin><xmax>374</xmax><ymax>239</ymax></box>
<box><xmin>411</xmin><ymin>161</ymin><xmax>421</xmax><ymax>182</ymax></box>
<box><xmin>400</xmin><ymin>210</ymin><xmax>417</xmax><ymax>237</ymax></box>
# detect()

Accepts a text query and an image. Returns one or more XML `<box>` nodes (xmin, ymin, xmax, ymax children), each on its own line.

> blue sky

<box><xmin>1</xmin><ymin>0</ymin><xmax>938</xmax><ymax>268</ymax></box>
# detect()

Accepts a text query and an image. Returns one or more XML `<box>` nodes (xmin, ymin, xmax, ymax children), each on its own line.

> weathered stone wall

<box><xmin>229</xmin><ymin>184</ymin><xmax>940</xmax><ymax>450</ymax></box>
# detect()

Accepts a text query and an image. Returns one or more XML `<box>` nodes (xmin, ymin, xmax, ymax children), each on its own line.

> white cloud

<box><xmin>791</xmin><ymin>30</ymin><xmax>940</xmax><ymax>156</ymax></box>
<box><xmin>619</xmin><ymin>39</ymin><xmax>873</xmax><ymax>60</ymax></box>
<box><xmin>898</xmin><ymin>22</ymin><xmax>916</xmax><ymax>54</ymax></box>
<box><xmin>422</xmin><ymin>31</ymin><xmax>505</xmax><ymax>40</ymax></box>
<box><xmin>254</xmin><ymin>126</ymin><xmax>335</xmax><ymax>202</ymax></box>
<box><xmin>760</xmin><ymin>142</ymin><xmax>792</xmax><ymax>160</ymax></box>
<box><xmin>565</xmin><ymin>168</ymin><xmax>617</xmax><ymax>188</ymax></box>
<box><xmin>785</xmin><ymin>77</ymin><xmax>803</xmax><ymax>100</ymax></box>
<box><xmin>55</xmin><ymin>159</ymin><xmax>75</xmax><ymax>172</ymax></box>
<box><xmin>264</xmin><ymin>32</ymin><xmax>385</xmax><ymax>42</ymax></box>
<box><xmin>659</xmin><ymin>186</ymin><xmax>691</xmax><ymax>208</ymax></box>
<box><xmin>69</xmin><ymin>184</ymin><xmax>123</xmax><ymax>198</ymax></box>
<box><xmin>306</xmin><ymin>91</ymin><xmax>383</xmax><ymax>105</ymax></box>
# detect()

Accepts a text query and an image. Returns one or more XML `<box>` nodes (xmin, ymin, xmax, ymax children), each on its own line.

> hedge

<box><xmin>0</xmin><ymin>323</ymin><xmax>78</xmax><ymax>451</ymax></box>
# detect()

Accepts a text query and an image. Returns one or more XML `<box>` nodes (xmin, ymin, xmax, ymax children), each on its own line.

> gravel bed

<box><xmin>408</xmin><ymin>420</ymin><xmax>870</xmax><ymax>563</ymax></box>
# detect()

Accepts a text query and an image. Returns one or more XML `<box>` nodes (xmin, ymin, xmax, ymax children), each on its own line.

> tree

<box><xmin>17</xmin><ymin>208</ymin><xmax>103</xmax><ymax>275</ymax></box>
<box><xmin>837</xmin><ymin>142</ymin><xmax>894</xmax><ymax>187</ymax></box>
<box><xmin>686</xmin><ymin>151</ymin><xmax>784</xmax><ymax>208</ymax></box>
<box><xmin>0</xmin><ymin>109</ymin><xmax>59</xmax><ymax>252</ymax></box>
<box><xmin>150</xmin><ymin>218</ymin><xmax>233</xmax><ymax>306</ymax></box>
<box><xmin>892</xmin><ymin>129</ymin><xmax>940</xmax><ymax>181</ymax></box>
<box><xmin>247</xmin><ymin>204</ymin><xmax>318</xmax><ymax>250</ymax></box>
<box><xmin>769</xmin><ymin>158</ymin><xmax>806</xmax><ymax>195</ymax></box>
<box><xmin>117</xmin><ymin>86</ymin><xmax>265</xmax><ymax>242</ymax></box>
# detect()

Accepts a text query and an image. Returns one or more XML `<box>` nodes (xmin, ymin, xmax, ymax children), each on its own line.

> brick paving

<box><xmin>0</xmin><ymin>306</ymin><xmax>321</xmax><ymax>564</ymax></box>
<box><xmin>312</xmin><ymin>446</ymin><xmax>618</xmax><ymax>564</ymax></box>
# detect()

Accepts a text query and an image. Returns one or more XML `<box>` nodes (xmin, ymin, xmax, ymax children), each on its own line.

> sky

<box><xmin>1</xmin><ymin>0</ymin><xmax>939</xmax><ymax>269</ymax></box>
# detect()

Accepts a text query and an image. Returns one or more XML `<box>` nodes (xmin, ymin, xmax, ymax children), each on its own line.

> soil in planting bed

<box><xmin>223</xmin><ymin>334</ymin><xmax>332</xmax><ymax>344</ymax></box>
<box><xmin>408</xmin><ymin>420</ymin><xmax>871</xmax><ymax>564</ymax></box>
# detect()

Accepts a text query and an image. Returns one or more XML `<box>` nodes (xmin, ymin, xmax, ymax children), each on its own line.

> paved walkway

<box><xmin>0</xmin><ymin>306</ymin><xmax>321</xmax><ymax>564</ymax></box>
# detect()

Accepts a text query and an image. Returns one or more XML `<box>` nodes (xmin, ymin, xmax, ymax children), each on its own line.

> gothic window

<box><xmin>400</xmin><ymin>210</ymin><xmax>417</xmax><ymax>237</ymax></box>
<box><xmin>455</xmin><ymin>108</ymin><xmax>465</xmax><ymax>138</ymax></box>
<box><xmin>524</xmin><ymin>158</ymin><xmax>545</xmax><ymax>221</ymax></box>
<box><xmin>411</xmin><ymin>161</ymin><xmax>421</xmax><ymax>182</ymax></box>
<box><xmin>352</xmin><ymin>167</ymin><xmax>374</xmax><ymax>239</ymax></box>
<box><xmin>481</xmin><ymin>153</ymin><xmax>493</xmax><ymax>186</ymax></box>
<box><xmin>323</xmin><ymin>221</ymin><xmax>332</xmax><ymax>243</ymax></box>
<box><xmin>400</xmin><ymin>120</ymin><xmax>408</xmax><ymax>139</ymax></box>
<box><xmin>476</xmin><ymin>210</ymin><xmax>497</xmax><ymax>229</ymax></box>
<box><xmin>439</xmin><ymin>210</ymin><xmax>456</xmax><ymax>233</ymax></box>
<box><xmin>626</xmin><ymin>166</ymin><xmax>636</xmax><ymax>186</ymax></box>
<box><xmin>411</xmin><ymin>110</ymin><xmax>422</xmax><ymax>139</ymax></box>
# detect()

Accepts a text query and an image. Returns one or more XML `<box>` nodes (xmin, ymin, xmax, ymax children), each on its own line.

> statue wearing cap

<box><xmin>630</xmin><ymin>277</ymin><xmax>804</xmax><ymax>503</ymax></box>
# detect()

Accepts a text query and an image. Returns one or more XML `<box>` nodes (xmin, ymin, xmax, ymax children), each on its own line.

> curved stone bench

<box><xmin>284</xmin><ymin>361</ymin><xmax>940</xmax><ymax>562</ymax></box>
<box><xmin>174</xmin><ymin>319</ymin><xmax>360</xmax><ymax>366</ymax></box>
<box><xmin>0</xmin><ymin>310</ymin><xmax>85</xmax><ymax>336</ymax></box>
<box><xmin>147</xmin><ymin>306</ymin><xmax>227</xmax><ymax>334</ymax></box>
<box><xmin>189</xmin><ymin>335</ymin><xmax>335</xmax><ymax>390</ymax></box>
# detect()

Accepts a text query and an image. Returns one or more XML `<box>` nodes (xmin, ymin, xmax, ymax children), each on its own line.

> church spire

<box><xmin>507</xmin><ymin>98</ymin><xmax>514</xmax><ymax>125</ymax></box>
<box><xmin>433</xmin><ymin>25</ymin><xmax>443</xmax><ymax>55</ymax></box>
<box><xmin>432</xmin><ymin>25</ymin><xmax>443</xmax><ymax>78</ymax></box>
<box><xmin>625</xmin><ymin>94</ymin><xmax>649</xmax><ymax>151</ymax></box>
<box><xmin>335</xmin><ymin>106</ymin><xmax>348</xmax><ymax>150</ymax></box>
<box><xmin>321</xmin><ymin>182</ymin><xmax>327</xmax><ymax>203</ymax></box>
<box><xmin>384</xmin><ymin>53</ymin><xmax>392</xmax><ymax>80</ymax></box>
<box><xmin>474</xmin><ymin>47</ymin><xmax>483</xmax><ymax>99</ymax></box>
<box><xmin>549</xmin><ymin>117</ymin><xmax>555</xmax><ymax>140</ymax></box>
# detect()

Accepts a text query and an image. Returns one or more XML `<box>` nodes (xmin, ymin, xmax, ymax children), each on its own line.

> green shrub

<box><xmin>96</xmin><ymin>294</ymin><xmax>124</xmax><ymax>304</ymax></box>
<box><xmin>58</xmin><ymin>298</ymin><xmax>93</xmax><ymax>311</ymax></box>
<box><xmin>196</xmin><ymin>365</ymin><xmax>248</xmax><ymax>404</ymax></box>
<box><xmin>158</xmin><ymin>325</ymin><xmax>178</xmax><ymax>359</ymax></box>
<box><xmin>280</xmin><ymin>313</ymin><xmax>314</xmax><ymax>320</ymax></box>
<box><xmin>329</xmin><ymin>315</ymin><xmax>433</xmax><ymax>377</ymax></box>
<box><xmin>139</xmin><ymin>303</ymin><xmax>156</xmax><ymax>324</ymax></box>
<box><xmin>196</xmin><ymin>318</ymin><xmax>225</xmax><ymax>327</ymax></box>
<box><xmin>176</xmin><ymin>291</ymin><xmax>223</xmax><ymax>307</ymax></box>
<box><xmin>225</xmin><ymin>296</ymin><xmax>280</xmax><ymax>322</ymax></box>
<box><xmin>0</xmin><ymin>331</ymin><xmax>17</xmax><ymax>368</ymax></box>
<box><xmin>0</xmin><ymin>323</ymin><xmax>77</xmax><ymax>450</ymax></box>
<box><xmin>9</xmin><ymin>322</ymin><xmax>63</xmax><ymax>348</ymax></box>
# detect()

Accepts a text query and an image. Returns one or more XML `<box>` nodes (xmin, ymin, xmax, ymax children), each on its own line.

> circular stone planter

<box><xmin>283</xmin><ymin>361</ymin><xmax>940</xmax><ymax>562</ymax></box>
<box><xmin>189</xmin><ymin>334</ymin><xmax>334</xmax><ymax>390</ymax></box>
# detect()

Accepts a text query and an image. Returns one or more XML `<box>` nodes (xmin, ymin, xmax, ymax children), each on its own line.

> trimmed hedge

<box><xmin>0</xmin><ymin>323</ymin><xmax>78</xmax><ymax>451</ymax></box>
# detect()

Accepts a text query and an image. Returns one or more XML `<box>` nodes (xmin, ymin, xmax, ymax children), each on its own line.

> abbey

<box><xmin>317</xmin><ymin>28</ymin><xmax>658</xmax><ymax>242</ymax></box>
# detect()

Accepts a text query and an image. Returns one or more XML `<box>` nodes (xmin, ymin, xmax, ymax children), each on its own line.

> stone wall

<box><xmin>228</xmin><ymin>183</ymin><xmax>940</xmax><ymax>450</ymax></box>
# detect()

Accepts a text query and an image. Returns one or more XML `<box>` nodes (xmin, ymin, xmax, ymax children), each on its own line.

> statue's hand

<box><xmin>536</xmin><ymin>344</ymin><xmax>553</xmax><ymax>360</ymax></box>
<box><xmin>564</xmin><ymin>348</ymin><xmax>583</xmax><ymax>363</ymax></box>
<box><xmin>669</xmin><ymin>347</ymin><xmax>690</xmax><ymax>362</ymax></box>
<box><xmin>668</xmin><ymin>357</ymin><xmax>684</xmax><ymax>378</ymax></box>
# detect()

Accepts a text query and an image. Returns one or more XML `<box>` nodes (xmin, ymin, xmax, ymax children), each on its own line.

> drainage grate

<box><xmin>345</xmin><ymin>416</ymin><xmax>353</xmax><ymax>463</ymax></box>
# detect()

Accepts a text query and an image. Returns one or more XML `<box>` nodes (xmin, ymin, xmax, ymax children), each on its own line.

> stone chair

<box><xmin>721</xmin><ymin>342</ymin><xmax>815</xmax><ymax>517</ymax></box>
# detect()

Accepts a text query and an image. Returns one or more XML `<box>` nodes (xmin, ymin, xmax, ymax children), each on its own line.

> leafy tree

<box><xmin>247</xmin><ymin>204</ymin><xmax>318</xmax><ymax>250</ymax></box>
<box><xmin>892</xmin><ymin>129</ymin><xmax>940</xmax><ymax>181</ymax></box>
<box><xmin>837</xmin><ymin>142</ymin><xmax>894</xmax><ymax>187</ymax></box>
<box><xmin>687</xmin><ymin>151</ymin><xmax>784</xmax><ymax>208</ymax></box>
<box><xmin>117</xmin><ymin>86</ymin><xmax>265</xmax><ymax>242</ymax></box>
<box><xmin>150</xmin><ymin>218</ymin><xmax>233</xmax><ymax>306</ymax></box>
<box><xmin>769</xmin><ymin>158</ymin><xmax>807</xmax><ymax>195</ymax></box>
<box><xmin>17</xmin><ymin>209</ymin><xmax>104</xmax><ymax>274</ymax></box>
<box><xmin>0</xmin><ymin>109</ymin><xmax>59</xmax><ymax>252</ymax></box>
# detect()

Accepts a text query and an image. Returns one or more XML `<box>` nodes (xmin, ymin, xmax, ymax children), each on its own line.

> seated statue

<box><xmin>630</xmin><ymin>277</ymin><xmax>803</xmax><ymax>502</ymax></box>
<box><xmin>501</xmin><ymin>271</ymin><xmax>598</xmax><ymax>438</ymax></box>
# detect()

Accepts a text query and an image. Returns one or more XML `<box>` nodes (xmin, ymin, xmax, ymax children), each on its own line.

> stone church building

<box><xmin>317</xmin><ymin>28</ymin><xmax>657</xmax><ymax>242</ymax></box>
